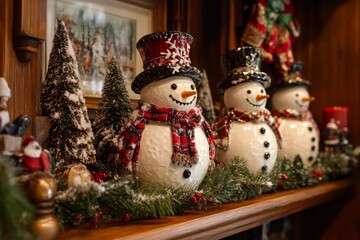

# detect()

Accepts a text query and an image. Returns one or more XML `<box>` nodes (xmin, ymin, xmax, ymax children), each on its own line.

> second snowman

<box><xmin>213</xmin><ymin>46</ymin><xmax>282</xmax><ymax>174</ymax></box>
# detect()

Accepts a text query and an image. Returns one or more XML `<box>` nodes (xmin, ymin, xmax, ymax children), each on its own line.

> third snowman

<box><xmin>213</xmin><ymin>46</ymin><xmax>282</xmax><ymax>174</ymax></box>
<box><xmin>270</xmin><ymin>61</ymin><xmax>319</xmax><ymax>167</ymax></box>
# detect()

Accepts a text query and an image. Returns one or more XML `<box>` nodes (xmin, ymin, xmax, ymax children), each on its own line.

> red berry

<box><xmin>281</xmin><ymin>174</ymin><xmax>288</xmax><ymax>180</ymax></box>
<box><xmin>202</xmin><ymin>198</ymin><xmax>208</xmax><ymax>204</ymax></box>
<box><xmin>75</xmin><ymin>213</ymin><xmax>83</xmax><ymax>222</ymax></box>
<box><xmin>191</xmin><ymin>196</ymin><xmax>198</xmax><ymax>204</ymax></box>
<box><xmin>194</xmin><ymin>192</ymin><xmax>202</xmax><ymax>200</ymax></box>
<box><xmin>277</xmin><ymin>180</ymin><xmax>283</xmax><ymax>187</ymax></box>
<box><xmin>312</xmin><ymin>173</ymin><xmax>318</xmax><ymax>179</ymax></box>
<box><xmin>122</xmin><ymin>213</ymin><xmax>131</xmax><ymax>223</ymax></box>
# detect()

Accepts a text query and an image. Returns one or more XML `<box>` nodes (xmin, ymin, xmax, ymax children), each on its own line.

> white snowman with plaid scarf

<box><xmin>271</xmin><ymin>61</ymin><xmax>319</xmax><ymax>167</ymax></box>
<box><xmin>117</xmin><ymin>31</ymin><xmax>215</xmax><ymax>190</ymax></box>
<box><xmin>213</xmin><ymin>46</ymin><xmax>282</xmax><ymax>174</ymax></box>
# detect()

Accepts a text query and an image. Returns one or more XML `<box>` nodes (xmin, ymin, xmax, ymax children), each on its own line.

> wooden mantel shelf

<box><xmin>58</xmin><ymin>179</ymin><xmax>352</xmax><ymax>240</ymax></box>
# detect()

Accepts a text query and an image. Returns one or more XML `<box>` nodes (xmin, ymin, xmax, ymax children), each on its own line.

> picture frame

<box><xmin>46</xmin><ymin>0</ymin><xmax>159</xmax><ymax>108</ymax></box>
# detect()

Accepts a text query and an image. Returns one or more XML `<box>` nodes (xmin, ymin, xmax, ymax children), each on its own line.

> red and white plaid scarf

<box><xmin>213</xmin><ymin>108</ymin><xmax>282</xmax><ymax>151</ymax></box>
<box><xmin>117</xmin><ymin>101</ymin><xmax>215</xmax><ymax>172</ymax></box>
<box><xmin>272</xmin><ymin>109</ymin><xmax>320</xmax><ymax>137</ymax></box>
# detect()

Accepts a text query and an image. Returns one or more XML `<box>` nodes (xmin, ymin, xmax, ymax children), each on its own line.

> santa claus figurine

<box><xmin>21</xmin><ymin>136</ymin><xmax>52</xmax><ymax>172</ymax></box>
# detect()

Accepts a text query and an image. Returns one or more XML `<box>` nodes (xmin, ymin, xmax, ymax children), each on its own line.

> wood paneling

<box><xmin>0</xmin><ymin>0</ymin><xmax>46</xmax><ymax>138</ymax></box>
<box><xmin>293</xmin><ymin>0</ymin><xmax>360</xmax><ymax>147</ymax></box>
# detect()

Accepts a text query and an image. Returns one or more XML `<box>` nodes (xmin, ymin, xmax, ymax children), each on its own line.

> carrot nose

<box><xmin>256</xmin><ymin>94</ymin><xmax>269</xmax><ymax>101</ymax></box>
<box><xmin>182</xmin><ymin>90</ymin><xmax>197</xmax><ymax>99</ymax></box>
<box><xmin>302</xmin><ymin>97</ymin><xmax>315</xmax><ymax>102</ymax></box>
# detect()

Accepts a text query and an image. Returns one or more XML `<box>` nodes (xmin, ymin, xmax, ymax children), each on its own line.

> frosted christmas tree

<box><xmin>92</xmin><ymin>57</ymin><xmax>132</xmax><ymax>162</ymax></box>
<box><xmin>40</xmin><ymin>19</ymin><xmax>96</xmax><ymax>168</ymax></box>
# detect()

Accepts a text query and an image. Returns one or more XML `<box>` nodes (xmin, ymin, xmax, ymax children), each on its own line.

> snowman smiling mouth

<box><xmin>246</xmin><ymin>98</ymin><xmax>265</xmax><ymax>107</ymax></box>
<box><xmin>295</xmin><ymin>100</ymin><xmax>306</xmax><ymax>108</ymax></box>
<box><xmin>169</xmin><ymin>95</ymin><xmax>196</xmax><ymax>106</ymax></box>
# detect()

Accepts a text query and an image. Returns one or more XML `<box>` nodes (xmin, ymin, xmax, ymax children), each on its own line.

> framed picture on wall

<box><xmin>47</xmin><ymin>0</ymin><xmax>155</xmax><ymax>107</ymax></box>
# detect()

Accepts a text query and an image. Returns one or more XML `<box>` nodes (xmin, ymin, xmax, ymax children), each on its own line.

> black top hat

<box><xmin>217</xmin><ymin>46</ymin><xmax>271</xmax><ymax>95</ymax></box>
<box><xmin>131</xmin><ymin>31</ymin><xmax>202</xmax><ymax>94</ymax></box>
<box><xmin>272</xmin><ymin>61</ymin><xmax>311</xmax><ymax>91</ymax></box>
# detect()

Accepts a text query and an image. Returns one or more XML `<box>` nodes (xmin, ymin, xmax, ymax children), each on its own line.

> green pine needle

<box><xmin>0</xmin><ymin>156</ymin><xmax>34</xmax><ymax>240</ymax></box>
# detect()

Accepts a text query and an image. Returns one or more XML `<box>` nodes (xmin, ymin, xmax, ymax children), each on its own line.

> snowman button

<box><xmin>308</xmin><ymin>127</ymin><xmax>313</xmax><ymax>132</ymax></box>
<box><xmin>264</xmin><ymin>141</ymin><xmax>270</xmax><ymax>148</ymax></box>
<box><xmin>183</xmin><ymin>169</ymin><xmax>191</xmax><ymax>179</ymax></box>
<box><xmin>260</xmin><ymin>127</ymin><xmax>266</xmax><ymax>134</ymax></box>
<box><xmin>264</xmin><ymin>152</ymin><xmax>271</xmax><ymax>159</ymax></box>
<box><xmin>311</xmin><ymin>137</ymin><xmax>316</xmax><ymax>142</ymax></box>
<box><xmin>311</xmin><ymin>145</ymin><xmax>316</xmax><ymax>151</ymax></box>
<box><xmin>261</xmin><ymin>165</ymin><xmax>268</xmax><ymax>172</ymax></box>
<box><xmin>308</xmin><ymin>156</ymin><xmax>314</xmax><ymax>161</ymax></box>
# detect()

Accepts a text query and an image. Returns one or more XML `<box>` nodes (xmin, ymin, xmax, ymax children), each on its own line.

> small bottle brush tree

<box><xmin>197</xmin><ymin>69</ymin><xmax>216</xmax><ymax>124</ymax></box>
<box><xmin>40</xmin><ymin>19</ymin><xmax>96</xmax><ymax>168</ymax></box>
<box><xmin>92</xmin><ymin>57</ymin><xmax>132</xmax><ymax>162</ymax></box>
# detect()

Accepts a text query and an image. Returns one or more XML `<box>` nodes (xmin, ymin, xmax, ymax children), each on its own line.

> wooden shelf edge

<box><xmin>58</xmin><ymin>179</ymin><xmax>353</xmax><ymax>240</ymax></box>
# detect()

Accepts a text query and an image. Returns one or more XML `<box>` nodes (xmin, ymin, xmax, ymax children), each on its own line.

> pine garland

<box><xmin>0</xmin><ymin>156</ymin><xmax>34</xmax><ymax>240</ymax></box>
<box><xmin>54</xmin><ymin>147</ymin><xmax>358</xmax><ymax>229</ymax></box>
<box><xmin>55</xmin><ymin>176</ymin><xmax>193</xmax><ymax>229</ymax></box>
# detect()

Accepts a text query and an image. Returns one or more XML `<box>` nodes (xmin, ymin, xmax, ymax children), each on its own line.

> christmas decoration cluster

<box><xmin>1</xmin><ymin>7</ymin><xmax>359</xmax><ymax>239</ymax></box>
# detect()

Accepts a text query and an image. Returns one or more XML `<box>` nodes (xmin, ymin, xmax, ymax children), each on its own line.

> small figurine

<box><xmin>271</xmin><ymin>61</ymin><xmax>319</xmax><ymax>167</ymax></box>
<box><xmin>116</xmin><ymin>31</ymin><xmax>215</xmax><ymax>189</ymax></box>
<box><xmin>21</xmin><ymin>136</ymin><xmax>52</xmax><ymax>172</ymax></box>
<box><xmin>0</xmin><ymin>77</ymin><xmax>30</xmax><ymax>156</ymax></box>
<box><xmin>0</xmin><ymin>77</ymin><xmax>11</xmax><ymax>130</ymax></box>
<box><xmin>213</xmin><ymin>46</ymin><xmax>282</xmax><ymax>174</ymax></box>
<box><xmin>322</xmin><ymin>106</ymin><xmax>349</xmax><ymax>152</ymax></box>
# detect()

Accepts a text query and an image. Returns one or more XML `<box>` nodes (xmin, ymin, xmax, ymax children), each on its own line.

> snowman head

<box><xmin>132</xmin><ymin>31</ymin><xmax>201</xmax><ymax>95</ymax></box>
<box><xmin>224</xmin><ymin>81</ymin><xmax>269</xmax><ymax>112</ymax></box>
<box><xmin>140</xmin><ymin>76</ymin><xmax>197</xmax><ymax>111</ymax></box>
<box><xmin>218</xmin><ymin>47</ymin><xmax>270</xmax><ymax>95</ymax></box>
<box><xmin>271</xmin><ymin>86</ymin><xmax>314</xmax><ymax>111</ymax></box>
<box><xmin>23</xmin><ymin>136</ymin><xmax>42</xmax><ymax>158</ymax></box>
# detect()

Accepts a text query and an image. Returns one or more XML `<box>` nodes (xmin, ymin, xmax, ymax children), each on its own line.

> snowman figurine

<box><xmin>213</xmin><ymin>46</ymin><xmax>282</xmax><ymax>174</ymax></box>
<box><xmin>116</xmin><ymin>31</ymin><xmax>215</xmax><ymax>189</ymax></box>
<box><xmin>271</xmin><ymin>61</ymin><xmax>319</xmax><ymax>167</ymax></box>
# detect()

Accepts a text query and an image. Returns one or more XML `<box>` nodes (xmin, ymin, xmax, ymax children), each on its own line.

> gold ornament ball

<box><xmin>24</xmin><ymin>172</ymin><xmax>57</xmax><ymax>204</ymax></box>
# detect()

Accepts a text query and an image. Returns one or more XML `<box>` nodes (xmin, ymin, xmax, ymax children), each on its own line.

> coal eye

<box><xmin>260</xmin><ymin>89</ymin><xmax>264</xmax><ymax>93</ymax></box>
<box><xmin>191</xmin><ymin>84</ymin><xmax>195</xmax><ymax>90</ymax></box>
<box><xmin>171</xmin><ymin>84</ymin><xmax>177</xmax><ymax>90</ymax></box>
<box><xmin>247</xmin><ymin>90</ymin><xmax>251</xmax><ymax>94</ymax></box>
<box><xmin>295</xmin><ymin>93</ymin><xmax>299</xmax><ymax>97</ymax></box>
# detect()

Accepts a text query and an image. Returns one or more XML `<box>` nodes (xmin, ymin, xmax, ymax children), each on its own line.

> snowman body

<box><xmin>217</xmin><ymin>121</ymin><xmax>278</xmax><ymax>173</ymax></box>
<box><xmin>216</xmin><ymin>82</ymin><xmax>279</xmax><ymax>174</ymax></box>
<box><xmin>136</xmin><ymin>77</ymin><xmax>210</xmax><ymax>189</ymax></box>
<box><xmin>272</xmin><ymin>86</ymin><xmax>319</xmax><ymax>167</ymax></box>
<box><xmin>138</xmin><ymin>124</ymin><xmax>209</xmax><ymax>189</ymax></box>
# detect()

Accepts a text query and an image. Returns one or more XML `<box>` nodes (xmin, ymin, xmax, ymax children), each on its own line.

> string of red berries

<box><xmin>312</xmin><ymin>169</ymin><xmax>324</xmax><ymax>179</ymax></box>
<box><xmin>190</xmin><ymin>192</ymin><xmax>208</xmax><ymax>210</ymax></box>
<box><xmin>277</xmin><ymin>173</ymin><xmax>289</xmax><ymax>188</ymax></box>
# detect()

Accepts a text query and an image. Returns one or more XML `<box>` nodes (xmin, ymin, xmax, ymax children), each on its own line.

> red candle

<box><xmin>322</xmin><ymin>106</ymin><xmax>348</xmax><ymax>130</ymax></box>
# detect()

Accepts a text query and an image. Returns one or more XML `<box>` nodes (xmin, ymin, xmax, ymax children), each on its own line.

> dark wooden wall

<box><xmin>293</xmin><ymin>0</ymin><xmax>360</xmax><ymax>148</ymax></box>
<box><xmin>0</xmin><ymin>0</ymin><xmax>46</xmax><ymax>139</ymax></box>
